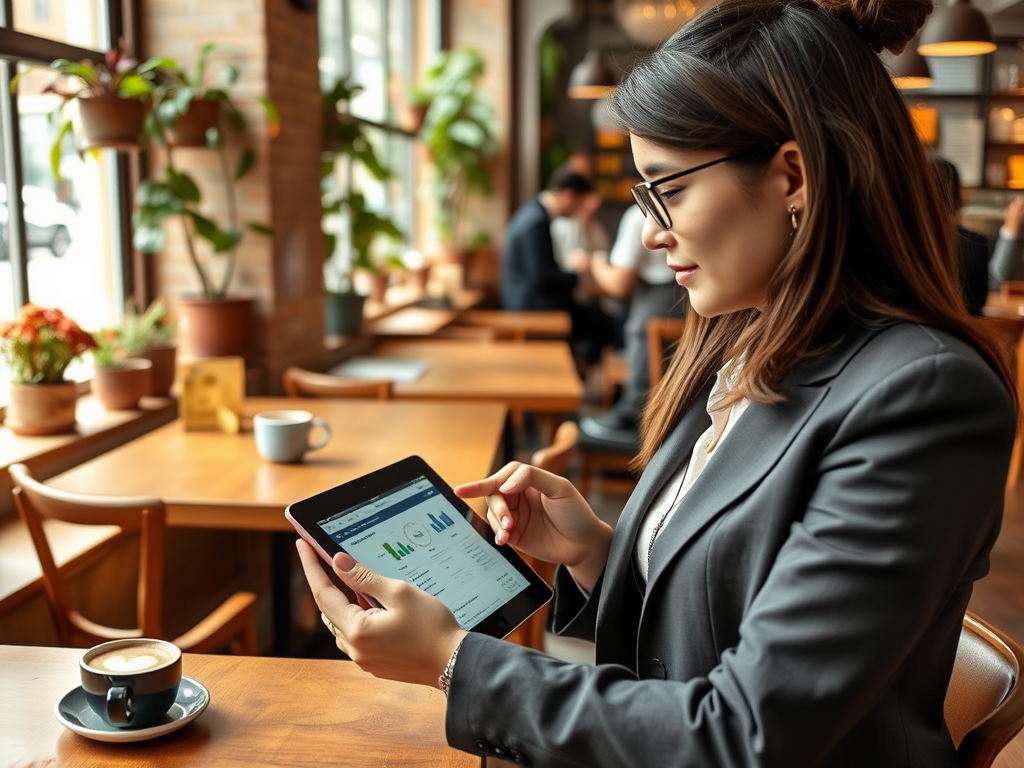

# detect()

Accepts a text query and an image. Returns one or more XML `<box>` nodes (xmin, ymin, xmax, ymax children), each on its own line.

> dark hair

<box><xmin>607</xmin><ymin>0</ymin><xmax>1016</xmax><ymax>466</ymax></box>
<box><xmin>545</xmin><ymin>167</ymin><xmax>595</xmax><ymax>195</ymax></box>
<box><xmin>932</xmin><ymin>156</ymin><xmax>962</xmax><ymax>213</ymax></box>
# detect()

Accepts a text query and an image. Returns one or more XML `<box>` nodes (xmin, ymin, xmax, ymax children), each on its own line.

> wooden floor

<box><xmin>967</xmin><ymin>482</ymin><xmax>1024</xmax><ymax>767</ymax></box>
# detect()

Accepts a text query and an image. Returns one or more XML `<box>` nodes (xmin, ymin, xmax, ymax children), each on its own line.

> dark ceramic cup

<box><xmin>80</xmin><ymin>638</ymin><xmax>182</xmax><ymax>728</ymax></box>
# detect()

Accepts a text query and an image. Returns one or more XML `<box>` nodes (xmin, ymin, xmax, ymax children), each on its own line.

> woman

<box><xmin>298</xmin><ymin>0</ymin><xmax>1018</xmax><ymax>765</ymax></box>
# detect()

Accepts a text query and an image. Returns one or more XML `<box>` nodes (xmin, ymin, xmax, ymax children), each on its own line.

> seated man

<box><xmin>501</xmin><ymin>168</ymin><xmax>616</xmax><ymax>368</ymax></box>
<box><xmin>989</xmin><ymin>195</ymin><xmax>1024</xmax><ymax>290</ymax></box>
<box><xmin>580</xmin><ymin>204</ymin><xmax>687</xmax><ymax>441</ymax></box>
<box><xmin>931</xmin><ymin>157</ymin><xmax>989</xmax><ymax>315</ymax></box>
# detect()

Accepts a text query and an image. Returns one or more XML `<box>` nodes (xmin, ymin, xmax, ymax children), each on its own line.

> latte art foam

<box><xmin>87</xmin><ymin>642</ymin><xmax>176</xmax><ymax>673</ymax></box>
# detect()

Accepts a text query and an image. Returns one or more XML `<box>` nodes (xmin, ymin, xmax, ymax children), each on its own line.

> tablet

<box><xmin>285</xmin><ymin>455</ymin><xmax>553</xmax><ymax>639</ymax></box>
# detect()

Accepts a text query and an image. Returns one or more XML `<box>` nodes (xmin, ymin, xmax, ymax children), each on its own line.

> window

<box><xmin>1</xmin><ymin>2</ymin><xmax>131</xmax><ymax>391</ymax></box>
<box><xmin>319</xmin><ymin>0</ymin><xmax>418</xmax><ymax>288</ymax></box>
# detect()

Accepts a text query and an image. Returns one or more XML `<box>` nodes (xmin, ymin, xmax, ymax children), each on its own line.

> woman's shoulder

<box><xmin>813</xmin><ymin>321</ymin><xmax>1012</xmax><ymax>407</ymax></box>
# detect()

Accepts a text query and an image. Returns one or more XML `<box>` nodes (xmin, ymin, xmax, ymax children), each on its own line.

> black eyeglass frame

<box><xmin>631</xmin><ymin>143</ymin><xmax>782</xmax><ymax>230</ymax></box>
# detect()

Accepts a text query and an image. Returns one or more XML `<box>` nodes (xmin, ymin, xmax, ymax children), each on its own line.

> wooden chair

<box><xmin>10</xmin><ymin>463</ymin><xmax>258</xmax><ymax>655</ymax></box>
<box><xmin>945</xmin><ymin>612</ymin><xmax>1024</xmax><ymax>768</ymax></box>
<box><xmin>283</xmin><ymin>366</ymin><xmax>392</xmax><ymax>399</ymax></box>
<box><xmin>647</xmin><ymin>316</ymin><xmax>687</xmax><ymax>388</ymax></box>
<box><xmin>600</xmin><ymin>348</ymin><xmax>629</xmax><ymax>411</ymax></box>
<box><xmin>503</xmin><ymin>422</ymin><xmax>578</xmax><ymax>652</ymax></box>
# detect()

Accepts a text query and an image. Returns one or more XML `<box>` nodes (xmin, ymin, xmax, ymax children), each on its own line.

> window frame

<box><xmin>0</xmin><ymin>0</ymin><xmax>137</xmax><ymax>312</ymax></box>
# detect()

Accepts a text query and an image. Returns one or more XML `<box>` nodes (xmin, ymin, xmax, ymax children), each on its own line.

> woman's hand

<box><xmin>455</xmin><ymin>462</ymin><xmax>613</xmax><ymax>593</ymax></box>
<box><xmin>296</xmin><ymin>540</ymin><xmax>466</xmax><ymax>689</ymax></box>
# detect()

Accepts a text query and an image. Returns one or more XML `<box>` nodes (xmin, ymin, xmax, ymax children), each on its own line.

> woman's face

<box><xmin>631</xmin><ymin>135</ymin><xmax>801</xmax><ymax>318</ymax></box>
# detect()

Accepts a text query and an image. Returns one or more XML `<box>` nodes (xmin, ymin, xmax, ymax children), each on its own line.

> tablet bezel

<box><xmin>285</xmin><ymin>455</ymin><xmax>553</xmax><ymax>639</ymax></box>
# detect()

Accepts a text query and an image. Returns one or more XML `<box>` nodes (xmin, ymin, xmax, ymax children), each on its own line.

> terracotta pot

<box><xmin>176</xmin><ymin>296</ymin><xmax>254</xmax><ymax>360</ymax></box>
<box><xmin>325</xmin><ymin>293</ymin><xmax>366</xmax><ymax>336</ymax></box>
<box><xmin>367</xmin><ymin>273</ymin><xmax>390</xmax><ymax>304</ymax></box>
<box><xmin>6</xmin><ymin>381</ymin><xmax>78</xmax><ymax>436</ymax></box>
<box><xmin>403</xmin><ymin>103</ymin><xmax>429</xmax><ymax>133</ymax></box>
<box><xmin>434</xmin><ymin>244</ymin><xmax>467</xmax><ymax>265</ymax></box>
<box><xmin>76</xmin><ymin>96</ymin><xmax>147</xmax><ymax>149</ymax></box>
<box><xmin>134</xmin><ymin>344</ymin><xmax>177</xmax><ymax>396</ymax></box>
<box><xmin>166</xmin><ymin>99</ymin><xmax>221</xmax><ymax>147</ymax></box>
<box><xmin>91</xmin><ymin>359</ymin><xmax>153</xmax><ymax>410</ymax></box>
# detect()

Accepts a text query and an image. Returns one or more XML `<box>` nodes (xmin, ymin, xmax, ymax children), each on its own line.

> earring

<box><xmin>789</xmin><ymin>205</ymin><xmax>799</xmax><ymax>231</ymax></box>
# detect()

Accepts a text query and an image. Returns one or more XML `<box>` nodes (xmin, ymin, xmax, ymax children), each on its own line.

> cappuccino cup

<box><xmin>80</xmin><ymin>638</ymin><xmax>182</xmax><ymax>728</ymax></box>
<box><xmin>254</xmin><ymin>409</ymin><xmax>331</xmax><ymax>463</ymax></box>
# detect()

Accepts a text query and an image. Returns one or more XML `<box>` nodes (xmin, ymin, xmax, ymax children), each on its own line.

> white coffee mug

<box><xmin>253</xmin><ymin>410</ymin><xmax>331</xmax><ymax>463</ymax></box>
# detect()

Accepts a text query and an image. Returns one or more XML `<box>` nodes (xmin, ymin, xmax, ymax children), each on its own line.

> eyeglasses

<box><xmin>631</xmin><ymin>143</ymin><xmax>780</xmax><ymax>230</ymax></box>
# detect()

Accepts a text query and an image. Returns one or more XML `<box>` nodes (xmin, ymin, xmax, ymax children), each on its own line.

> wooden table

<box><xmin>0</xmin><ymin>644</ymin><xmax>476</xmax><ymax>768</ymax></box>
<box><xmin>369</xmin><ymin>339</ymin><xmax>582</xmax><ymax>415</ymax></box>
<box><xmin>984</xmin><ymin>291</ymin><xmax>1024</xmax><ymax>320</ymax></box>
<box><xmin>363</xmin><ymin>306</ymin><xmax>463</xmax><ymax>337</ymax></box>
<box><xmin>455</xmin><ymin>310</ymin><xmax>571</xmax><ymax>341</ymax></box>
<box><xmin>48</xmin><ymin>399</ymin><xmax>507</xmax><ymax>532</ymax></box>
<box><xmin>47</xmin><ymin>399</ymin><xmax>508</xmax><ymax>654</ymax></box>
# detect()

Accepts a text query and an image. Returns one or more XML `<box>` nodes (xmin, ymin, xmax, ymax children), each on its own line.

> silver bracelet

<box><xmin>438</xmin><ymin>639</ymin><xmax>464</xmax><ymax>697</ymax></box>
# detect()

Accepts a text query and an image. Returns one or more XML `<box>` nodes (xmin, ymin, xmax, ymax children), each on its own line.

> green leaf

<box><xmin>174</xmin><ymin>85</ymin><xmax>195</xmax><ymax>114</ymax></box>
<box><xmin>220</xmin><ymin>65</ymin><xmax>239</xmax><ymax>86</ymax></box>
<box><xmin>234</xmin><ymin>148</ymin><xmax>254</xmax><ymax>179</ymax></box>
<box><xmin>155</xmin><ymin>99</ymin><xmax>181</xmax><ymax>128</ymax></box>
<box><xmin>136</xmin><ymin>56</ymin><xmax>177</xmax><ymax>75</ymax></box>
<box><xmin>165</xmin><ymin>169</ymin><xmax>201</xmax><ymax>202</ymax></box>
<box><xmin>132</xmin><ymin>223</ymin><xmax>167</xmax><ymax>253</ymax></box>
<box><xmin>49</xmin><ymin>119</ymin><xmax>73</xmax><ymax>181</ymax></box>
<box><xmin>205</xmin><ymin>126</ymin><xmax>222</xmax><ymax>149</ymax></box>
<box><xmin>118</xmin><ymin>75</ymin><xmax>151</xmax><ymax>98</ymax></box>
<box><xmin>247</xmin><ymin>222</ymin><xmax>273</xmax><ymax>236</ymax></box>
<box><xmin>259</xmin><ymin>96</ymin><xmax>280</xmax><ymax>138</ymax></box>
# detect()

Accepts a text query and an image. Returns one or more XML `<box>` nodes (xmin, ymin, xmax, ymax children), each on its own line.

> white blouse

<box><xmin>634</xmin><ymin>364</ymin><xmax>750</xmax><ymax>582</ymax></box>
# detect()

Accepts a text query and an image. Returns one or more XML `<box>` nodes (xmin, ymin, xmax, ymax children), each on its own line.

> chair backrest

<box><xmin>647</xmin><ymin>317</ymin><xmax>687</xmax><ymax>388</ymax></box>
<box><xmin>531</xmin><ymin>421</ymin><xmax>579</xmax><ymax>478</ymax></box>
<box><xmin>945</xmin><ymin>612</ymin><xmax>1024</xmax><ymax>768</ymax></box>
<box><xmin>10</xmin><ymin>462</ymin><xmax>167</xmax><ymax>645</ymax></box>
<box><xmin>283</xmin><ymin>366</ymin><xmax>392</xmax><ymax>399</ymax></box>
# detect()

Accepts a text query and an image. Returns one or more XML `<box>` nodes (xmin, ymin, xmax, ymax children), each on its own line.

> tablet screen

<box><xmin>315</xmin><ymin>475</ymin><xmax>532</xmax><ymax>630</ymax></box>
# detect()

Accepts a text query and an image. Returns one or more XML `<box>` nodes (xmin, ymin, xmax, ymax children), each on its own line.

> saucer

<box><xmin>54</xmin><ymin>676</ymin><xmax>210</xmax><ymax>743</ymax></box>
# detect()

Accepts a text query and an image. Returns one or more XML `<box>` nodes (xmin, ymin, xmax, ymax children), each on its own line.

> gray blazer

<box><xmin>445</xmin><ymin>322</ymin><xmax>1016</xmax><ymax>768</ymax></box>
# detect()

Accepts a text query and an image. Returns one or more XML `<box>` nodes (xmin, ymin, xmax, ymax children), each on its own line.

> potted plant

<box><xmin>122</xmin><ymin>300</ymin><xmax>176</xmax><ymax>397</ymax></box>
<box><xmin>322</xmin><ymin>78</ymin><xmax>404</xmax><ymax>335</ymax></box>
<box><xmin>14</xmin><ymin>40</ymin><xmax>162</xmax><ymax>175</ymax></box>
<box><xmin>89</xmin><ymin>325</ymin><xmax>153</xmax><ymax>411</ymax></box>
<box><xmin>416</xmin><ymin>47</ymin><xmax>499</xmax><ymax>262</ymax></box>
<box><xmin>132</xmin><ymin>47</ymin><xmax>278</xmax><ymax>359</ymax></box>
<box><xmin>0</xmin><ymin>304</ymin><xmax>96</xmax><ymax>435</ymax></box>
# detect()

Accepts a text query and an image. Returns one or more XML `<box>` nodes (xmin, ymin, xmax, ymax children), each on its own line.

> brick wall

<box><xmin>142</xmin><ymin>0</ymin><xmax>327</xmax><ymax>392</ymax></box>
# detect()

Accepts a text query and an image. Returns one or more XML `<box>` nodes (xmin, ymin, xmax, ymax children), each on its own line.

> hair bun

<box><xmin>814</xmin><ymin>0</ymin><xmax>933</xmax><ymax>55</ymax></box>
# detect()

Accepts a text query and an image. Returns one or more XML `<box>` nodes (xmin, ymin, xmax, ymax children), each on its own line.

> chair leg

<box><xmin>1009</xmin><ymin>436</ymin><xmax>1024</xmax><ymax>490</ymax></box>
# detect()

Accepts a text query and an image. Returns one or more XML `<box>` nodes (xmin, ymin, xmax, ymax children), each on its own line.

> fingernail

<box><xmin>502</xmin><ymin>516</ymin><xmax>512</xmax><ymax>530</ymax></box>
<box><xmin>334</xmin><ymin>552</ymin><xmax>356</xmax><ymax>572</ymax></box>
<box><xmin>499</xmin><ymin>481</ymin><xmax>513</xmax><ymax>493</ymax></box>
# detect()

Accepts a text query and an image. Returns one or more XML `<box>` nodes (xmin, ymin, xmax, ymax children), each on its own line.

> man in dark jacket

<box><xmin>501</xmin><ymin>168</ymin><xmax>616</xmax><ymax>367</ymax></box>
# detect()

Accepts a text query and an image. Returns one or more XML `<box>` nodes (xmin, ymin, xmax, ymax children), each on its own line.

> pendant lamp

<box><xmin>888</xmin><ymin>37</ymin><xmax>933</xmax><ymax>89</ymax></box>
<box><xmin>614</xmin><ymin>0</ymin><xmax>697</xmax><ymax>46</ymax></box>
<box><xmin>918</xmin><ymin>0</ymin><xmax>995</xmax><ymax>57</ymax></box>
<box><xmin>568</xmin><ymin>51</ymin><xmax>617</xmax><ymax>99</ymax></box>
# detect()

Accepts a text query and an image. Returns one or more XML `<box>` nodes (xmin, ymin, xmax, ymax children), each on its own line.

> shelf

<box><xmin>903</xmin><ymin>91</ymin><xmax>981</xmax><ymax>99</ymax></box>
<box><xmin>986</xmin><ymin>143</ymin><xmax>1024</xmax><ymax>150</ymax></box>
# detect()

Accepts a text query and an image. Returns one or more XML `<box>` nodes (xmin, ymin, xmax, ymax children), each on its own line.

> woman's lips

<box><xmin>670</xmin><ymin>264</ymin><xmax>697</xmax><ymax>285</ymax></box>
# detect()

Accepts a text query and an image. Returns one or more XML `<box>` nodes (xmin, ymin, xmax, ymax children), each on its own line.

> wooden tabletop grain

<box><xmin>455</xmin><ymin>310</ymin><xmax>571</xmax><ymax>341</ymax></box>
<box><xmin>370</xmin><ymin>339</ymin><xmax>582</xmax><ymax>413</ymax></box>
<box><xmin>47</xmin><ymin>399</ymin><xmax>507</xmax><ymax>532</ymax></box>
<box><xmin>0</xmin><ymin>644</ymin><xmax>476</xmax><ymax>768</ymax></box>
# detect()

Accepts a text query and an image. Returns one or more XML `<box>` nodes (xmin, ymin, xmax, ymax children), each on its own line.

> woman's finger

<box><xmin>296</xmin><ymin>539</ymin><xmax>360</xmax><ymax>624</ymax></box>
<box><xmin>454</xmin><ymin>461</ymin><xmax>523</xmax><ymax>500</ymax></box>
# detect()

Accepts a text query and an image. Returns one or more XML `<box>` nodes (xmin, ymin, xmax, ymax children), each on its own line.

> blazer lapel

<box><xmin>594</xmin><ymin>381</ymin><xmax>712</xmax><ymax>666</ymax></box>
<box><xmin>644</xmin><ymin>323</ymin><xmax>882</xmax><ymax>599</ymax></box>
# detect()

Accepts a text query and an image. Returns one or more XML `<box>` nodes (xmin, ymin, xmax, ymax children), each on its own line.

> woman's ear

<box><xmin>774</xmin><ymin>139</ymin><xmax>806</xmax><ymax>213</ymax></box>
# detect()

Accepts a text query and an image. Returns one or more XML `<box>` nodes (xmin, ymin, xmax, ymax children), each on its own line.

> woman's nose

<box><xmin>641</xmin><ymin>210</ymin><xmax>673</xmax><ymax>251</ymax></box>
